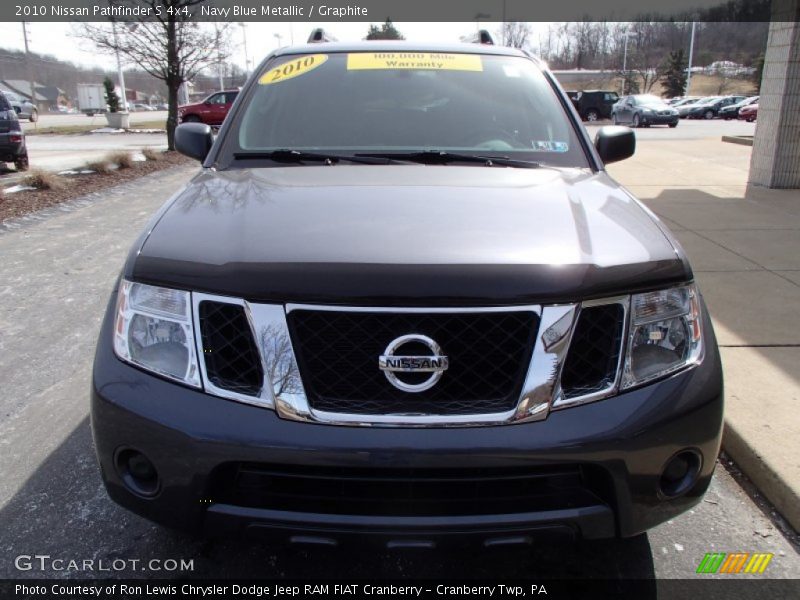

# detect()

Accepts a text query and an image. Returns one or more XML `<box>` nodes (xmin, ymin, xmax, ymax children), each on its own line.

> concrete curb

<box><xmin>722</xmin><ymin>422</ymin><xmax>800</xmax><ymax>532</ymax></box>
<box><xmin>721</xmin><ymin>135</ymin><xmax>754</xmax><ymax>146</ymax></box>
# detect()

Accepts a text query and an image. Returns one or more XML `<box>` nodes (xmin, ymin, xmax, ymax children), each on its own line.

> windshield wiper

<box><xmin>354</xmin><ymin>150</ymin><xmax>540</xmax><ymax>169</ymax></box>
<box><xmin>233</xmin><ymin>149</ymin><xmax>402</xmax><ymax>165</ymax></box>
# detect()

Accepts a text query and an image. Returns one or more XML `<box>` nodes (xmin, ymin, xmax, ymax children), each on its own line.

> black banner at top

<box><xmin>2</xmin><ymin>0</ymin><xmax>779</xmax><ymax>23</ymax></box>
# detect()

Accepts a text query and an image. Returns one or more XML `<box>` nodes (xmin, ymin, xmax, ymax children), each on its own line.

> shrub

<box><xmin>22</xmin><ymin>169</ymin><xmax>64</xmax><ymax>191</ymax></box>
<box><xmin>107</xmin><ymin>151</ymin><xmax>134</xmax><ymax>169</ymax></box>
<box><xmin>141</xmin><ymin>147</ymin><xmax>160</xmax><ymax>161</ymax></box>
<box><xmin>85</xmin><ymin>160</ymin><xmax>111</xmax><ymax>174</ymax></box>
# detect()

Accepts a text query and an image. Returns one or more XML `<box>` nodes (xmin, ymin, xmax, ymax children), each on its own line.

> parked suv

<box><xmin>572</xmin><ymin>89</ymin><xmax>619</xmax><ymax>121</ymax></box>
<box><xmin>178</xmin><ymin>90</ymin><xmax>239</xmax><ymax>126</ymax></box>
<box><xmin>92</xmin><ymin>40</ymin><xmax>723</xmax><ymax>543</ymax></box>
<box><xmin>0</xmin><ymin>93</ymin><xmax>28</xmax><ymax>171</ymax></box>
<box><xmin>0</xmin><ymin>90</ymin><xmax>38</xmax><ymax>122</ymax></box>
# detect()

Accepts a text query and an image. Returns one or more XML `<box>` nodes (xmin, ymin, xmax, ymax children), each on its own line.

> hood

<box><xmin>130</xmin><ymin>166</ymin><xmax>689</xmax><ymax>305</ymax></box>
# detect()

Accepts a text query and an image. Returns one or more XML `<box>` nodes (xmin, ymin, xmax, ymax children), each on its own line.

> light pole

<box><xmin>21</xmin><ymin>22</ymin><xmax>37</xmax><ymax>119</ymax></box>
<box><xmin>215</xmin><ymin>24</ymin><xmax>224</xmax><ymax>92</ymax></box>
<box><xmin>274</xmin><ymin>32</ymin><xmax>283</xmax><ymax>47</ymax></box>
<box><xmin>239</xmin><ymin>23</ymin><xmax>250</xmax><ymax>76</ymax></box>
<box><xmin>685</xmin><ymin>22</ymin><xmax>697</xmax><ymax>96</ymax></box>
<box><xmin>111</xmin><ymin>22</ymin><xmax>128</xmax><ymax>111</ymax></box>
<box><xmin>621</xmin><ymin>31</ymin><xmax>636</xmax><ymax>94</ymax></box>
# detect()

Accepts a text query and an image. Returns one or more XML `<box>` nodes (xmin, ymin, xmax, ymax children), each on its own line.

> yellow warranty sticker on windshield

<box><xmin>259</xmin><ymin>54</ymin><xmax>328</xmax><ymax>85</ymax></box>
<box><xmin>347</xmin><ymin>53</ymin><xmax>483</xmax><ymax>72</ymax></box>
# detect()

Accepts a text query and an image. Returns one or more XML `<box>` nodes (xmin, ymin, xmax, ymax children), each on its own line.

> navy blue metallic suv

<box><xmin>92</xmin><ymin>39</ymin><xmax>723</xmax><ymax>545</ymax></box>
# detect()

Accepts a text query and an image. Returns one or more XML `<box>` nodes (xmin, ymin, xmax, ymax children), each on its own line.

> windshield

<box><xmin>226</xmin><ymin>51</ymin><xmax>588</xmax><ymax>168</ymax></box>
<box><xmin>634</xmin><ymin>95</ymin><xmax>666</xmax><ymax>106</ymax></box>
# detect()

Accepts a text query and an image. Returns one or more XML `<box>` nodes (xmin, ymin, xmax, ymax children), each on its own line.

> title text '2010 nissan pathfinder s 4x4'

<box><xmin>92</xmin><ymin>38</ymin><xmax>723</xmax><ymax>545</ymax></box>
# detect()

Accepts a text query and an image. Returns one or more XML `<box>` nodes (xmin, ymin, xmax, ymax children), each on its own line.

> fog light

<box><xmin>659</xmin><ymin>451</ymin><xmax>701</xmax><ymax>498</ymax></box>
<box><xmin>116</xmin><ymin>449</ymin><xmax>160</xmax><ymax>497</ymax></box>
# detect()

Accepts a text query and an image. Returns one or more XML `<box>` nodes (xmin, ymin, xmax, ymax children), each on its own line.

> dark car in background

<box><xmin>0</xmin><ymin>90</ymin><xmax>38</xmax><ymax>122</ymax></box>
<box><xmin>677</xmin><ymin>97</ymin><xmax>711</xmax><ymax>118</ymax></box>
<box><xmin>612</xmin><ymin>94</ymin><xmax>679</xmax><ymax>127</ymax></box>
<box><xmin>686</xmin><ymin>95</ymin><xmax>746</xmax><ymax>119</ymax></box>
<box><xmin>719</xmin><ymin>96</ymin><xmax>758</xmax><ymax>120</ymax></box>
<box><xmin>572</xmin><ymin>90</ymin><xmax>619</xmax><ymax>121</ymax></box>
<box><xmin>0</xmin><ymin>93</ymin><xmax>28</xmax><ymax>171</ymax></box>
<box><xmin>92</xmin><ymin>40</ymin><xmax>722</xmax><ymax>543</ymax></box>
<box><xmin>178</xmin><ymin>90</ymin><xmax>240</xmax><ymax>126</ymax></box>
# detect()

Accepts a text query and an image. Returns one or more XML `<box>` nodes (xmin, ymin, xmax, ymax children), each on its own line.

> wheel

<box><xmin>632</xmin><ymin>114</ymin><xmax>640</xmax><ymax>128</ymax></box>
<box><xmin>14</xmin><ymin>153</ymin><xmax>29</xmax><ymax>172</ymax></box>
<box><xmin>585</xmin><ymin>109</ymin><xmax>600</xmax><ymax>122</ymax></box>
<box><xmin>612</xmin><ymin>113</ymin><xmax>618</xmax><ymax>125</ymax></box>
<box><xmin>747</xmin><ymin>116</ymin><xmax>756</xmax><ymax>123</ymax></box>
<box><xmin>29</xmin><ymin>109</ymin><xmax>37</xmax><ymax>123</ymax></box>
<box><xmin>704</xmin><ymin>110</ymin><xmax>714</xmax><ymax>120</ymax></box>
<box><xmin>669</xmin><ymin>122</ymin><xmax>678</xmax><ymax>128</ymax></box>
<box><xmin>182</xmin><ymin>115</ymin><xmax>201</xmax><ymax>123</ymax></box>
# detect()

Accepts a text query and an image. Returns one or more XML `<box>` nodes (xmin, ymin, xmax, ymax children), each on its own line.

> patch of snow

<box><xmin>3</xmin><ymin>185</ymin><xmax>36</xmax><ymax>194</ymax></box>
<box><xmin>674</xmin><ymin>543</ymin><xmax>684</xmax><ymax>552</ymax></box>
<box><xmin>90</xmin><ymin>127</ymin><xmax>125</xmax><ymax>134</ymax></box>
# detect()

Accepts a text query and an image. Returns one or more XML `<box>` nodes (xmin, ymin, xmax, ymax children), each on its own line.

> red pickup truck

<box><xmin>178</xmin><ymin>90</ymin><xmax>239</xmax><ymax>126</ymax></box>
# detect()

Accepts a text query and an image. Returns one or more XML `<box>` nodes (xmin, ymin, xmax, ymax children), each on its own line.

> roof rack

<box><xmin>307</xmin><ymin>28</ymin><xmax>338</xmax><ymax>44</ymax></box>
<box><xmin>462</xmin><ymin>29</ymin><xmax>495</xmax><ymax>45</ymax></box>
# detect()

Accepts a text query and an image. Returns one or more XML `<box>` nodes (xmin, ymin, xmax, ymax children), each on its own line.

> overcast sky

<box><xmin>0</xmin><ymin>21</ymin><xmax>549</xmax><ymax>72</ymax></box>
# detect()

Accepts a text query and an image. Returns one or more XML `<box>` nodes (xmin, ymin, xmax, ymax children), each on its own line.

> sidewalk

<box><xmin>608</xmin><ymin>138</ymin><xmax>800</xmax><ymax>532</ymax></box>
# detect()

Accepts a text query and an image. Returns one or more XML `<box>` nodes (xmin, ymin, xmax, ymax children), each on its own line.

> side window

<box><xmin>207</xmin><ymin>94</ymin><xmax>224</xmax><ymax>105</ymax></box>
<box><xmin>225</xmin><ymin>92</ymin><xmax>238</xmax><ymax>104</ymax></box>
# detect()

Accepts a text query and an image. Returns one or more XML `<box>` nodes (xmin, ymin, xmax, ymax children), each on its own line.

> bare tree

<box><xmin>260</xmin><ymin>326</ymin><xmax>302</xmax><ymax>397</ymax></box>
<box><xmin>501</xmin><ymin>22</ymin><xmax>533</xmax><ymax>49</ymax></box>
<box><xmin>80</xmin><ymin>1</ymin><xmax>231</xmax><ymax>150</ymax></box>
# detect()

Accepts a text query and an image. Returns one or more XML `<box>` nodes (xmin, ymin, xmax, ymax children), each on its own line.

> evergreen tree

<box><xmin>366</xmin><ymin>20</ymin><xmax>405</xmax><ymax>40</ymax></box>
<box><xmin>662</xmin><ymin>49</ymin><xmax>688</xmax><ymax>98</ymax></box>
<box><xmin>751</xmin><ymin>54</ymin><xmax>765</xmax><ymax>93</ymax></box>
<box><xmin>103</xmin><ymin>77</ymin><xmax>121</xmax><ymax>113</ymax></box>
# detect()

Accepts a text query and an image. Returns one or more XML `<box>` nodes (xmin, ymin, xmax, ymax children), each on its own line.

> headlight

<box><xmin>113</xmin><ymin>280</ymin><xmax>201</xmax><ymax>387</ymax></box>
<box><xmin>621</xmin><ymin>285</ymin><xmax>703</xmax><ymax>388</ymax></box>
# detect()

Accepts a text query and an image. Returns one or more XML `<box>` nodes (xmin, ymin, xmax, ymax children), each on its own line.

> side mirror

<box><xmin>594</xmin><ymin>126</ymin><xmax>635</xmax><ymax>164</ymax></box>
<box><xmin>175</xmin><ymin>122</ymin><xmax>214</xmax><ymax>162</ymax></box>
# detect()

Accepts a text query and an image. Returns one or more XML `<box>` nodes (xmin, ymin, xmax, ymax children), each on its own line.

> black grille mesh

<box><xmin>560</xmin><ymin>304</ymin><xmax>624</xmax><ymax>398</ymax></box>
<box><xmin>288</xmin><ymin>310</ymin><xmax>539</xmax><ymax>415</ymax></box>
<box><xmin>198</xmin><ymin>301</ymin><xmax>263</xmax><ymax>396</ymax></box>
<box><xmin>210</xmin><ymin>463</ymin><xmax>603</xmax><ymax>517</ymax></box>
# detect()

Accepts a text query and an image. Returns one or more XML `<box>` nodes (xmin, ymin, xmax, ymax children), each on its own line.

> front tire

<box><xmin>704</xmin><ymin>110</ymin><xmax>714</xmax><ymax>120</ymax></box>
<box><xmin>669</xmin><ymin>122</ymin><xmax>678</xmax><ymax>128</ymax></box>
<box><xmin>632</xmin><ymin>114</ymin><xmax>640</xmax><ymax>128</ymax></box>
<box><xmin>612</xmin><ymin>113</ymin><xmax>618</xmax><ymax>125</ymax></box>
<box><xmin>182</xmin><ymin>115</ymin><xmax>201</xmax><ymax>123</ymax></box>
<box><xmin>29</xmin><ymin>109</ymin><xmax>38</xmax><ymax>123</ymax></box>
<box><xmin>585</xmin><ymin>109</ymin><xmax>600</xmax><ymax>122</ymax></box>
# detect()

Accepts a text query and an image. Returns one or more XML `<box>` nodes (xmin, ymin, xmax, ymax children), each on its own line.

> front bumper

<box><xmin>640</xmin><ymin>113</ymin><xmax>679</xmax><ymax>126</ymax></box>
<box><xmin>91</xmin><ymin>294</ymin><xmax>724</xmax><ymax>544</ymax></box>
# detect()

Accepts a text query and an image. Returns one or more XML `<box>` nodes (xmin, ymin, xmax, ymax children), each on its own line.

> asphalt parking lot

<box><xmin>0</xmin><ymin>143</ymin><xmax>798</xmax><ymax>582</ymax></box>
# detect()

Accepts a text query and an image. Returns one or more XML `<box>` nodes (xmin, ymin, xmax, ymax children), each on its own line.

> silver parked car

<box><xmin>0</xmin><ymin>91</ymin><xmax>38</xmax><ymax>122</ymax></box>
